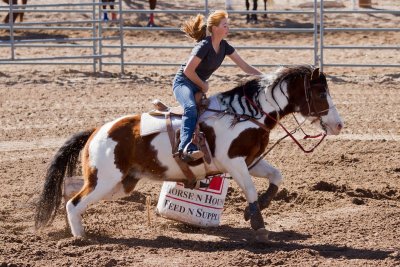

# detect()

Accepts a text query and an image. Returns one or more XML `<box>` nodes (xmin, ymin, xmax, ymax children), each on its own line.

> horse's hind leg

<box><xmin>19</xmin><ymin>0</ymin><xmax>28</xmax><ymax>22</ymax></box>
<box><xmin>4</xmin><ymin>13</ymin><xmax>10</xmax><ymax>24</ymax></box>
<box><xmin>103</xmin><ymin>173</ymin><xmax>140</xmax><ymax>200</ymax></box>
<box><xmin>3</xmin><ymin>1</ymin><xmax>19</xmax><ymax>23</ymax></box>
<box><xmin>11</xmin><ymin>0</ymin><xmax>18</xmax><ymax>23</ymax></box>
<box><xmin>66</xmin><ymin>169</ymin><xmax>123</xmax><ymax>237</ymax></box>
<box><xmin>14</xmin><ymin>12</ymin><xmax>21</xmax><ymax>23</ymax></box>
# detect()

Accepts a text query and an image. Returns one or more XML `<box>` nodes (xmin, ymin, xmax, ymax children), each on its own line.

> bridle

<box><xmin>302</xmin><ymin>75</ymin><xmax>331</xmax><ymax>118</ymax></box>
<box><xmin>242</xmin><ymin>73</ymin><xmax>331</xmax><ymax>168</ymax></box>
<box><xmin>204</xmin><ymin>71</ymin><xmax>331</xmax><ymax>169</ymax></box>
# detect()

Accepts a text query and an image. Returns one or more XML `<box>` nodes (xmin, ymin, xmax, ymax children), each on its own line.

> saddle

<box><xmin>149</xmin><ymin>92</ymin><xmax>209</xmax><ymax>116</ymax></box>
<box><xmin>150</xmin><ymin>92</ymin><xmax>211</xmax><ymax>189</ymax></box>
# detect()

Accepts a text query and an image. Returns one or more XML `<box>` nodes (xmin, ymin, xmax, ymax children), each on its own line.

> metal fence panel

<box><xmin>319</xmin><ymin>0</ymin><xmax>400</xmax><ymax>71</ymax></box>
<box><xmin>0</xmin><ymin>1</ymin><xmax>398</xmax><ymax>71</ymax></box>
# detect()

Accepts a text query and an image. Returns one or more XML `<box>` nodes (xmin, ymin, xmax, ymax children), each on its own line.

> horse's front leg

<box><xmin>244</xmin><ymin>159</ymin><xmax>283</xmax><ymax>221</ymax></box>
<box><xmin>224</xmin><ymin>158</ymin><xmax>268</xmax><ymax>241</ymax></box>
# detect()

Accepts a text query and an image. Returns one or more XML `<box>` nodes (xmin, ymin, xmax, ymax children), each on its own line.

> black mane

<box><xmin>215</xmin><ymin>65</ymin><xmax>318</xmax><ymax>125</ymax></box>
<box><xmin>221</xmin><ymin>65</ymin><xmax>315</xmax><ymax>99</ymax></box>
<box><xmin>270</xmin><ymin>65</ymin><xmax>314</xmax><ymax>92</ymax></box>
<box><xmin>220</xmin><ymin>78</ymin><xmax>262</xmax><ymax>100</ymax></box>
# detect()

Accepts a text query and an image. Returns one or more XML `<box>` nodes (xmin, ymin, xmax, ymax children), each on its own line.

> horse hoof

<box><xmin>254</xmin><ymin>228</ymin><xmax>269</xmax><ymax>243</ymax></box>
<box><xmin>244</xmin><ymin>207</ymin><xmax>250</xmax><ymax>221</ymax></box>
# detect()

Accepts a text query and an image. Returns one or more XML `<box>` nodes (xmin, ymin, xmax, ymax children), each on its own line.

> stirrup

<box><xmin>182</xmin><ymin>143</ymin><xmax>204</xmax><ymax>161</ymax></box>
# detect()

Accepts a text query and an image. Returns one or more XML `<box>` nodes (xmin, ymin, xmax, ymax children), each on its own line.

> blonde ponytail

<box><xmin>181</xmin><ymin>14</ymin><xmax>207</xmax><ymax>42</ymax></box>
<box><xmin>181</xmin><ymin>10</ymin><xmax>229</xmax><ymax>42</ymax></box>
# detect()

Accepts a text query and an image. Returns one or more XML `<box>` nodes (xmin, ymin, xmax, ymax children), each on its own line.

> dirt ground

<box><xmin>1</xmin><ymin>0</ymin><xmax>400</xmax><ymax>266</ymax></box>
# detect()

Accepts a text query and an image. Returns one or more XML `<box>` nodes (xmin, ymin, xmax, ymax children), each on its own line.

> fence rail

<box><xmin>0</xmin><ymin>0</ymin><xmax>399</xmax><ymax>72</ymax></box>
<box><xmin>319</xmin><ymin>0</ymin><xmax>400</xmax><ymax>71</ymax></box>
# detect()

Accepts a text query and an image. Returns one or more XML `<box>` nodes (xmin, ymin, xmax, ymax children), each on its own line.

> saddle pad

<box><xmin>140</xmin><ymin>112</ymin><xmax>182</xmax><ymax>137</ymax></box>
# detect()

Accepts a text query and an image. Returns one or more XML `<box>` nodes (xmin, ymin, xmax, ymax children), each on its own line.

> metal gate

<box><xmin>0</xmin><ymin>0</ymin><xmax>399</xmax><ymax>72</ymax></box>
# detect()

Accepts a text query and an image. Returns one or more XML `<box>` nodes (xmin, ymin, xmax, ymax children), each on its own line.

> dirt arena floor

<box><xmin>1</xmin><ymin>0</ymin><xmax>400</xmax><ymax>266</ymax></box>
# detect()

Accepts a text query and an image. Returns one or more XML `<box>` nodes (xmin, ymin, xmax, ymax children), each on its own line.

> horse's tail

<box><xmin>35</xmin><ymin>129</ymin><xmax>95</xmax><ymax>230</ymax></box>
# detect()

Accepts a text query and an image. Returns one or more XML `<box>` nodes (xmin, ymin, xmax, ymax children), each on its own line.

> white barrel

<box><xmin>156</xmin><ymin>174</ymin><xmax>230</xmax><ymax>227</ymax></box>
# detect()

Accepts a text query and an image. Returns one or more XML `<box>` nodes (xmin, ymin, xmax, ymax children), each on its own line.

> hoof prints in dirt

<box><xmin>390</xmin><ymin>167</ymin><xmax>400</xmax><ymax>173</ymax></box>
<box><xmin>311</xmin><ymin>181</ymin><xmax>399</xmax><ymax>201</ymax></box>
<box><xmin>274</xmin><ymin>188</ymin><xmax>298</xmax><ymax>202</ymax></box>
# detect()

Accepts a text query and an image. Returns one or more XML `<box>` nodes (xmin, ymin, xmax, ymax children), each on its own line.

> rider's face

<box><xmin>213</xmin><ymin>18</ymin><xmax>229</xmax><ymax>38</ymax></box>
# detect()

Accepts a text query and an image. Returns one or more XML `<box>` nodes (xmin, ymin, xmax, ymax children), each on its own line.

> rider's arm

<box><xmin>183</xmin><ymin>55</ymin><xmax>209</xmax><ymax>93</ymax></box>
<box><xmin>228</xmin><ymin>51</ymin><xmax>262</xmax><ymax>76</ymax></box>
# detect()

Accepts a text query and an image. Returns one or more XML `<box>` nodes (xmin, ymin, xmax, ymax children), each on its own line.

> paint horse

<box><xmin>2</xmin><ymin>0</ymin><xmax>28</xmax><ymax>24</ymax></box>
<box><xmin>246</xmin><ymin>0</ymin><xmax>269</xmax><ymax>24</ymax></box>
<box><xmin>35</xmin><ymin>66</ymin><xmax>343</xmax><ymax>242</ymax></box>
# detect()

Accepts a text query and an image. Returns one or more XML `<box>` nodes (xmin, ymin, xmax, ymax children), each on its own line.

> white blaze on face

<box><xmin>315</xmin><ymin>94</ymin><xmax>344</xmax><ymax>135</ymax></box>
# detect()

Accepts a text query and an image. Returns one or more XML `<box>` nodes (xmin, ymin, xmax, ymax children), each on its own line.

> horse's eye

<box><xmin>320</xmin><ymin>92</ymin><xmax>327</xmax><ymax>99</ymax></box>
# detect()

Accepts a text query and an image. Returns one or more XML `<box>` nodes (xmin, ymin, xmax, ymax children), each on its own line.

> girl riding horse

<box><xmin>175</xmin><ymin>10</ymin><xmax>262</xmax><ymax>161</ymax></box>
<box><xmin>35</xmin><ymin>65</ymin><xmax>343</xmax><ymax>242</ymax></box>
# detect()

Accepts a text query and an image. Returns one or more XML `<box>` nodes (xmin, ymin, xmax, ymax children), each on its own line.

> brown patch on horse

<box><xmin>71</xmin><ymin>167</ymin><xmax>98</xmax><ymax>206</ymax></box>
<box><xmin>263</xmin><ymin>111</ymin><xmax>279</xmax><ymax>129</ymax></box>
<box><xmin>107</xmin><ymin>115</ymin><xmax>168</xmax><ymax>179</ymax></box>
<box><xmin>309</xmin><ymin>83</ymin><xmax>330</xmax><ymax>115</ymax></box>
<box><xmin>71</xmin><ymin>128</ymin><xmax>101</xmax><ymax>206</ymax></box>
<box><xmin>200</xmin><ymin>122</ymin><xmax>216</xmax><ymax>157</ymax></box>
<box><xmin>81</xmin><ymin>127</ymin><xmax>100</xmax><ymax>176</ymax></box>
<box><xmin>277</xmin><ymin>66</ymin><xmax>329</xmax><ymax>117</ymax></box>
<box><xmin>228</xmin><ymin>128</ymin><xmax>270</xmax><ymax>166</ymax></box>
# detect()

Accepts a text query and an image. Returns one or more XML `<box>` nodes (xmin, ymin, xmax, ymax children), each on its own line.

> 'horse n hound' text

<box><xmin>35</xmin><ymin>66</ymin><xmax>343</xmax><ymax>242</ymax></box>
<box><xmin>156</xmin><ymin>174</ymin><xmax>230</xmax><ymax>227</ymax></box>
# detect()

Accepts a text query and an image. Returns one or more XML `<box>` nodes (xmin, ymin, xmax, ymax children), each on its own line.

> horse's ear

<box><xmin>311</xmin><ymin>68</ymin><xmax>320</xmax><ymax>81</ymax></box>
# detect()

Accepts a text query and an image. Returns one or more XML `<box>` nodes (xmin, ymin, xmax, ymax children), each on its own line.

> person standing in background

<box><xmin>147</xmin><ymin>0</ymin><xmax>157</xmax><ymax>26</ymax></box>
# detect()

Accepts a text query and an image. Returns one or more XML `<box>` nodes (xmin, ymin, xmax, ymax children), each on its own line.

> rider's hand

<box><xmin>202</xmin><ymin>81</ymin><xmax>209</xmax><ymax>93</ymax></box>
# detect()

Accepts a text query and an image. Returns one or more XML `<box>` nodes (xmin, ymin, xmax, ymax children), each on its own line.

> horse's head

<box><xmin>296</xmin><ymin>68</ymin><xmax>343</xmax><ymax>135</ymax></box>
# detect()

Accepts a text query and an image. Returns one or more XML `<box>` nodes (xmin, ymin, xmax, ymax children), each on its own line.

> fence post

<box><xmin>319</xmin><ymin>0</ymin><xmax>324</xmax><ymax>71</ymax></box>
<box><xmin>313</xmin><ymin>0</ymin><xmax>318</xmax><ymax>66</ymax></box>
<box><xmin>9</xmin><ymin>1</ymin><xmax>15</xmax><ymax>60</ymax></box>
<box><xmin>118</xmin><ymin>0</ymin><xmax>125</xmax><ymax>74</ymax></box>
<box><xmin>98</xmin><ymin>0</ymin><xmax>103</xmax><ymax>72</ymax></box>
<box><xmin>92</xmin><ymin>0</ymin><xmax>97</xmax><ymax>72</ymax></box>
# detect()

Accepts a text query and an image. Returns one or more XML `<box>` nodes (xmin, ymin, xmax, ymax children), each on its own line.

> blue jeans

<box><xmin>173</xmin><ymin>73</ymin><xmax>200</xmax><ymax>152</ymax></box>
